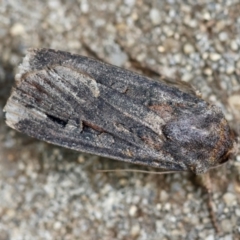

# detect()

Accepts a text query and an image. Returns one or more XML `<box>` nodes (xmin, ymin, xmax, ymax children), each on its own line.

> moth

<box><xmin>4</xmin><ymin>48</ymin><xmax>235</xmax><ymax>174</ymax></box>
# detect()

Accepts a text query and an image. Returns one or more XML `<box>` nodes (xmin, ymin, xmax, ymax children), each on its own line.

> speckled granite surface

<box><xmin>0</xmin><ymin>1</ymin><xmax>240</xmax><ymax>239</ymax></box>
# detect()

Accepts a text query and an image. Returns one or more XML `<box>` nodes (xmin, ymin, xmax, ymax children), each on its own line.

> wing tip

<box><xmin>4</xmin><ymin>98</ymin><xmax>23</xmax><ymax>130</ymax></box>
<box><xmin>4</xmin><ymin>94</ymin><xmax>47</xmax><ymax>131</ymax></box>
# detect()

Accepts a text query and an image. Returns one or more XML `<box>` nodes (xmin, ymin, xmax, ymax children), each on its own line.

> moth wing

<box><xmin>4</xmin><ymin>49</ymin><xmax>192</xmax><ymax>171</ymax></box>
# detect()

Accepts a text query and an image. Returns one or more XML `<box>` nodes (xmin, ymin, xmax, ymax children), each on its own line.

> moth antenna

<box><xmin>202</xmin><ymin>172</ymin><xmax>222</xmax><ymax>235</ymax></box>
<box><xmin>96</xmin><ymin>169</ymin><xmax>182</xmax><ymax>175</ymax></box>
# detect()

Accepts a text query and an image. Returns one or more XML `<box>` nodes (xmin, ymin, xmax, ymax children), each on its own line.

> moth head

<box><xmin>162</xmin><ymin>103</ymin><xmax>235</xmax><ymax>174</ymax></box>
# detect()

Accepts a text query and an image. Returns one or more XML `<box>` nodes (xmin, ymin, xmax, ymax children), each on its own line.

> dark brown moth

<box><xmin>4</xmin><ymin>48</ymin><xmax>235</xmax><ymax>174</ymax></box>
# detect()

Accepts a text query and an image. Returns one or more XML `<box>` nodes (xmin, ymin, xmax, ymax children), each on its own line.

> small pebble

<box><xmin>182</xmin><ymin>72</ymin><xmax>193</xmax><ymax>82</ymax></box>
<box><xmin>230</xmin><ymin>40</ymin><xmax>238</xmax><ymax>51</ymax></box>
<box><xmin>221</xmin><ymin>218</ymin><xmax>233</xmax><ymax>232</ymax></box>
<box><xmin>235</xmin><ymin>209</ymin><xmax>240</xmax><ymax>217</ymax></box>
<box><xmin>204</xmin><ymin>68</ymin><xmax>213</xmax><ymax>76</ymax></box>
<box><xmin>183</xmin><ymin>43</ymin><xmax>195</xmax><ymax>54</ymax></box>
<box><xmin>223</xmin><ymin>192</ymin><xmax>236</xmax><ymax>206</ymax></box>
<box><xmin>131</xmin><ymin>224</ymin><xmax>140</xmax><ymax>237</ymax></box>
<box><xmin>163</xmin><ymin>26</ymin><xmax>174</xmax><ymax>37</ymax></box>
<box><xmin>129</xmin><ymin>205</ymin><xmax>138</xmax><ymax>216</ymax></box>
<box><xmin>228</xmin><ymin>95</ymin><xmax>240</xmax><ymax>112</ymax></box>
<box><xmin>164</xmin><ymin>203</ymin><xmax>171</xmax><ymax>211</ymax></box>
<box><xmin>157</xmin><ymin>46</ymin><xmax>165</xmax><ymax>52</ymax></box>
<box><xmin>149</xmin><ymin>9</ymin><xmax>161</xmax><ymax>25</ymax></box>
<box><xmin>226</xmin><ymin>65</ymin><xmax>235</xmax><ymax>75</ymax></box>
<box><xmin>10</xmin><ymin>23</ymin><xmax>25</xmax><ymax>36</ymax></box>
<box><xmin>202</xmin><ymin>12</ymin><xmax>211</xmax><ymax>20</ymax></box>
<box><xmin>80</xmin><ymin>0</ymin><xmax>89</xmax><ymax>13</ymax></box>
<box><xmin>124</xmin><ymin>0</ymin><xmax>135</xmax><ymax>7</ymax></box>
<box><xmin>209</xmin><ymin>52</ymin><xmax>221</xmax><ymax>61</ymax></box>
<box><xmin>202</xmin><ymin>52</ymin><xmax>208</xmax><ymax>60</ymax></box>
<box><xmin>205</xmin><ymin>235</ymin><xmax>214</xmax><ymax>240</ymax></box>
<box><xmin>219</xmin><ymin>32</ymin><xmax>228</xmax><ymax>42</ymax></box>
<box><xmin>53</xmin><ymin>221</ymin><xmax>62</xmax><ymax>230</ymax></box>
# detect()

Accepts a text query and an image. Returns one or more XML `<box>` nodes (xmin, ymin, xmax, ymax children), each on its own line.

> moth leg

<box><xmin>201</xmin><ymin>172</ymin><xmax>221</xmax><ymax>234</ymax></box>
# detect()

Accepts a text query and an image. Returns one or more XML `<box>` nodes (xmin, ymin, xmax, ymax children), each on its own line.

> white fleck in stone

<box><xmin>209</xmin><ymin>52</ymin><xmax>221</xmax><ymax>61</ymax></box>
<box><xmin>189</xmin><ymin>19</ymin><xmax>197</xmax><ymax>28</ymax></box>
<box><xmin>230</xmin><ymin>40</ymin><xmax>238</xmax><ymax>51</ymax></box>
<box><xmin>202</xmin><ymin>52</ymin><xmax>209</xmax><ymax>60</ymax></box>
<box><xmin>131</xmin><ymin>224</ymin><xmax>140</xmax><ymax>237</ymax></box>
<box><xmin>156</xmin><ymin>220</ymin><xmax>164</xmax><ymax>233</ymax></box>
<box><xmin>228</xmin><ymin>95</ymin><xmax>240</xmax><ymax>114</ymax></box>
<box><xmin>186</xmin><ymin>65</ymin><xmax>192</xmax><ymax>71</ymax></box>
<box><xmin>156</xmin><ymin>203</ymin><xmax>162</xmax><ymax>210</ymax></box>
<box><xmin>163</xmin><ymin>25</ymin><xmax>174</xmax><ymax>37</ymax></box>
<box><xmin>78</xmin><ymin>155</ymin><xmax>85</xmax><ymax>163</ymax></box>
<box><xmin>124</xmin><ymin>0</ymin><xmax>135</xmax><ymax>7</ymax></box>
<box><xmin>48</xmin><ymin>0</ymin><xmax>60</xmax><ymax>8</ymax></box>
<box><xmin>157</xmin><ymin>46</ymin><xmax>165</xmax><ymax>52</ymax></box>
<box><xmin>169</xmin><ymin>216</ymin><xmax>176</xmax><ymax>222</ymax></box>
<box><xmin>81</xmin><ymin>0</ymin><xmax>89</xmax><ymax>13</ymax></box>
<box><xmin>129</xmin><ymin>205</ymin><xmax>138</xmax><ymax>216</ymax></box>
<box><xmin>184</xmin><ymin>15</ymin><xmax>198</xmax><ymax>28</ymax></box>
<box><xmin>164</xmin><ymin>203</ymin><xmax>171</xmax><ymax>211</ymax></box>
<box><xmin>174</xmin><ymin>32</ymin><xmax>180</xmax><ymax>39</ymax></box>
<box><xmin>219</xmin><ymin>32</ymin><xmax>228</xmax><ymax>42</ymax></box>
<box><xmin>183</xmin><ymin>43</ymin><xmax>194</xmax><ymax>54</ymax></box>
<box><xmin>224</xmin><ymin>234</ymin><xmax>234</xmax><ymax>240</ymax></box>
<box><xmin>205</xmin><ymin>235</ymin><xmax>214</xmax><ymax>240</ymax></box>
<box><xmin>174</xmin><ymin>53</ymin><xmax>182</xmax><ymax>63</ymax></box>
<box><xmin>223</xmin><ymin>192</ymin><xmax>236</xmax><ymax>206</ymax></box>
<box><xmin>236</xmin><ymin>60</ymin><xmax>240</xmax><ymax>69</ymax></box>
<box><xmin>169</xmin><ymin>9</ymin><xmax>176</xmax><ymax>18</ymax></box>
<box><xmin>226</xmin><ymin>65</ymin><xmax>235</xmax><ymax>75</ymax></box>
<box><xmin>131</xmin><ymin>12</ymin><xmax>138</xmax><ymax>21</ymax></box>
<box><xmin>223</xmin><ymin>208</ymin><xmax>229</xmax><ymax>213</ymax></box>
<box><xmin>10</xmin><ymin>23</ymin><xmax>25</xmax><ymax>36</ymax></box>
<box><xmin>228</xmin><ymin>94</ymin><xmax>240</xmax><ymax>122</ymax></box>
<box><xmin>204</xmin><ymin>68</ymin><xmax>212</xmax><ymax>76</ymax></box>
<box><xmin>54</xmin><ymin>221</ymin><xmax>62</xmax><ymax>230</ymax></box>
<box><xmin>109</xmin><ymin>50</ymin><xmax>128</xmax><ymax>67</ymax></box>
<box><xmin>209</xmin><ymin>95</ymin><xmax>217</xmax><ymax>102</ymax></box>
<box><xmin>94</xmin><ymin>211</ymin><xmax>102</xmax><ymax>220</ymax></box>
<box><xmin>225</xmin><ymin>113</ymin><xmax>233</xmax><ymax>121</ymax></box>
<box><xmin>235</xmin><ymin>208</ymin><xmax>240</xmax><ymax>217</ymax></box>
<box><xmin>150</xmin><ymin>9</ymin><xmax>161</xmax><ymax>25</ymax></box>
<box><xmin>182</xmin><ymin>72</ymin><xmax>193</xmax><ymax>82</ymax></box>
<box><xmin>202</xmin><ymin>12</ymin><xmax>211</xmax><ymax>20</ymax></box>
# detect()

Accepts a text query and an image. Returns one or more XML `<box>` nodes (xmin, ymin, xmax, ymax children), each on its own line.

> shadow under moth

<box><xmin>4</xmin><ymin>48</ymin><xmax>235</xmax><ymax>174</ymax></box>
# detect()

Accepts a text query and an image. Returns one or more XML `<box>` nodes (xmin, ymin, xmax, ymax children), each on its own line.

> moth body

<box><xmin>4</xmin><ymin>49</ymin><xmax>235</xmax><ymax>174</ymax></box>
